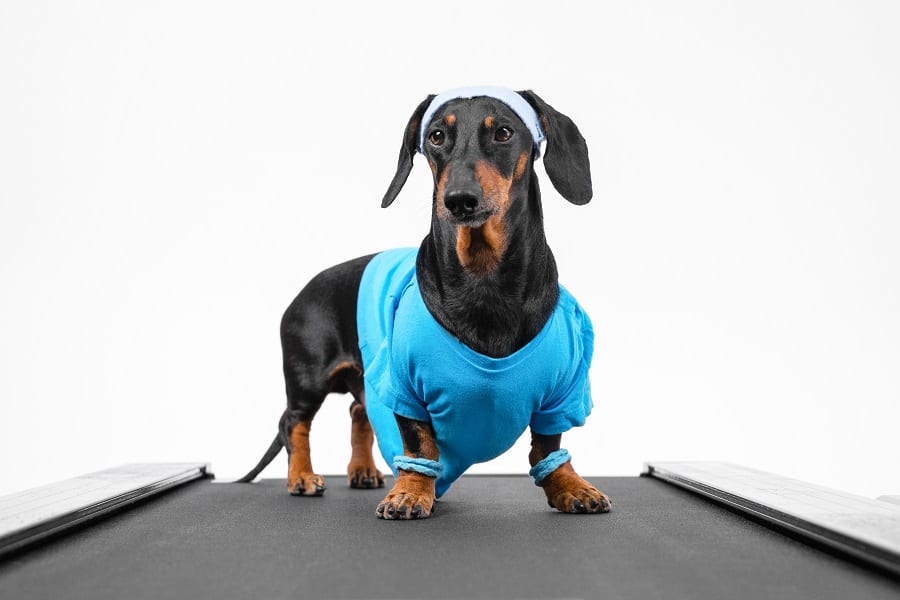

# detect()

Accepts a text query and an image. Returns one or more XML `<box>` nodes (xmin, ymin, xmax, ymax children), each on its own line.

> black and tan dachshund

<box><xmin>238</xmin><ymin>88</ymin><xmax>611</xmax><ymax>519</ymax></box>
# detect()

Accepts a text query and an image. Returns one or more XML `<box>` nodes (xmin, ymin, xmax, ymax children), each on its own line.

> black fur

<box><xmin>394</xmin><ymin>415</ymin><xmax>438</xmax><ymax>458</ymax></box>
<box><xmin>236</xmin><ymin>255</ymin><xmax>374</xmax><ymax>483</ymax></box>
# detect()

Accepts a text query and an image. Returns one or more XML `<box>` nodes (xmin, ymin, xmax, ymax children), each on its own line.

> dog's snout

<box><xmin>444</xmin><ymin>190</ymin><xmax>480</xmax><ymax>217</ymax></box>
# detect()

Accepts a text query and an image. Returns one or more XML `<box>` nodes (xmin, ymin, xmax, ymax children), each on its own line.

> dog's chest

<box><xmin>358</xmin><ymin>248</ymin><xmax>594</xmax><ymax>468</ymax></box>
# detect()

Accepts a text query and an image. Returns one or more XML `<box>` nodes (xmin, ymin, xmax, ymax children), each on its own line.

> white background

<box><xmin>1</xmin><ymin>2</ymin><xmax>898</xmax><ymax>499</ymax></box>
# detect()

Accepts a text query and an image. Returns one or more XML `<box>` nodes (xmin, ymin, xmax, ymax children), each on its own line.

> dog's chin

<box><xmin>449</xmin><ymin>212</ymin><xmax>492</xmax><ymax>229</ymax></box>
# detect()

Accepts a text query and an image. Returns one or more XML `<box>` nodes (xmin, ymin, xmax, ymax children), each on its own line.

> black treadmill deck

<box><xmin>1</xmin><ymin>475</ymin><xmax>899</xmax><ymax>599</ymax></box>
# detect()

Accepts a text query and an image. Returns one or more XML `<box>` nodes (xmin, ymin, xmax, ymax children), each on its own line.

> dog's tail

<box><xmin>235</xmin><ymin>434</ymin><xmax>283</xmax><ymax>483</ymax></box>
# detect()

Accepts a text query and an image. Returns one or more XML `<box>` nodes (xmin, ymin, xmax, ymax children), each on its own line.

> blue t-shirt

<box><xmin>358</xmin><ymin>248</ymin><xmax>594</xmax><ymax>497</ymax></box>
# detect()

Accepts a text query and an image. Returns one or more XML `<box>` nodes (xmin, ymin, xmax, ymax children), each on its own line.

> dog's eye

<box><xmin>494</xmin><ymin>127</ymin><xmax>513</xmax><ymax>142</ymax></box>
<box><xmin>428</xmin><ymin>130</ymin><xmax>445</xmax><ymax>146</ymax></box>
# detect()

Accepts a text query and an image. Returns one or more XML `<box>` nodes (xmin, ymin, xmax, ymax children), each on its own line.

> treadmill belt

<box><xmin>1</xmin><ymin>475</ymin><xmax>898</xmax><ymax>599</ymax></box>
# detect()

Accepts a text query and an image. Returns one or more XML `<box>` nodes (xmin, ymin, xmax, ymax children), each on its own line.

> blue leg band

<box><xmin>393</xmin><ymin>456</ymin><xmax>443</xmax><ymax>479</ymax></box>
<box><xmin>529</xmin><ymin>449</ymin><xmax>571</xmax><ymax>486</ymax></box>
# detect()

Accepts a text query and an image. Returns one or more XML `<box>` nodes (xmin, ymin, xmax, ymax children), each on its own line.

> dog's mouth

<box><xmin>451</xmin><ymin>211</ymin><xmax>493</xmax><ymax>228</ymax></box>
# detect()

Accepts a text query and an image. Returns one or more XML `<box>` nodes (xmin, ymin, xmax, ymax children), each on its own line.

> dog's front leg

<box><xmin>529</xmin><ymin>431</ymin><xmax>611</xmax><ymax>514</ymax></box>
<box><xmin>376</xmin><ymin>415</ymin><xmax>439</xmax><ymax>520</ymax></box>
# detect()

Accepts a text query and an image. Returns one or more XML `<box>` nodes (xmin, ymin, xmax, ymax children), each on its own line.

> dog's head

<box><xmin>382</xmin><ymin>88</ymin><xmax>593</xmax><ymax>214</ymax></box>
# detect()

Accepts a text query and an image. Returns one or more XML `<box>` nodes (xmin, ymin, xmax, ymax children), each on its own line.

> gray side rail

<box><xmin>643</xmin><ymin>461</ymin><xmax>900</xmax><ymax>577</ymax></box>
<box><xmin>0</xmin><ymin>463</ymin><xmax>212</xmax><ymax>558</ymax></box>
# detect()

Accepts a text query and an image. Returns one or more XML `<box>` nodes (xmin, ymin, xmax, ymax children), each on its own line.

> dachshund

<box><xmin>238</xmin><ymin>87</ymin><xmax>611</xmax><ymax>520</ymax></box>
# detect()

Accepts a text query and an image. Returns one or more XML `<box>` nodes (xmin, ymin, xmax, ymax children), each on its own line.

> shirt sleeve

<box><xmin>383</xmin><ymin>347</ymin><xmax>431</xmax><ymax>422</ymax></box>
<box><xmin>530</xmin><ymin>299</ymin><xmax>595</xmax><ymax>435</ymax></box>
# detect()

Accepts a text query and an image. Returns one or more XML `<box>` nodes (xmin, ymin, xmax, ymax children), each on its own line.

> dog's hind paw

<box><xmin>348</xmin><ymin>463</ymin><xmax>385</xmax><ymax>489</ymax></box>
<box><xmin>288</xmin><ymin>472</ymin><xmax>326</xmax><ymax>496</ymax></box>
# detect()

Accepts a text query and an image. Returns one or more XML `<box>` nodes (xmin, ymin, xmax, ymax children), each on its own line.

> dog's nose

<box><xmin>444</xmin><ymin>190</ymin><xmax>479</xmax><ymax>217</ymax></box>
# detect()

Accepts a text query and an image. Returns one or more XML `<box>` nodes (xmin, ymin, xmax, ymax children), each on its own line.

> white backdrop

<box><xmin>1</xmin><ymin>2</ymin><xmax>898</xmax><ymax>499</ymax></box>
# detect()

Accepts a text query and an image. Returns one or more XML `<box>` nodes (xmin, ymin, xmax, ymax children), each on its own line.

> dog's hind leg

<box><xmin>280</xmin><ymin>405</ymin><xmax>326</xmax><ymax>496</ymax></box>
<box><xmin>330</xmin><ymin>362</ymin><xmax>385</xmax><ymax>489</ymax></box>
<box><xmin>347</xmin><ymin>395</ymin><xmax>385</xmax><ymax>489</ymax></box>
<box><xmin>277</xmin><ymin>254</ymin><xmax>376</xmax><ymax>496</ymax></box>
<box><xmin>281</xmin><ymin>355</ymin><xmax>330</xmax><ymax>496</ymax></box>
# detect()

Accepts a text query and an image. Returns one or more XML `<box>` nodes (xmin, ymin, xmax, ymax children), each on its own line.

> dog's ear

<box><xmin>518</xmin><ymin>90</ymin><xmax>592</xmax><ymax>205</ymax></box>
<box><xmin>382</xmin><ymin>95</ymin><xmax>436</xmax><ymax>208</ymax></box>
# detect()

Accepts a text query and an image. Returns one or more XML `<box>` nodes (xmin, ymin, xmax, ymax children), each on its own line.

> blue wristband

<box><xmin>393</xmin><ymin>456</ymin><xmax>443</xmax><ymax>479</ymax></box>
<box><xmin>529</xmin><ymin>449</ymin><xmax>571</xmax><ymax>485</ymax></box>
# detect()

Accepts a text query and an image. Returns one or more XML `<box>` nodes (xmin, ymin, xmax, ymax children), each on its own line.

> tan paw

<box><xmin>375</xmin><ymin>473</ymin><xmax>435</xmax><ymax>520</ymax></box>
<box><xmin>542</xmin><ymin>463</ymin><xmax>611</xmax><ymax>514</ymax></box>
<box><xmin>548</xmin><ymin>484</ymin><xmax>611</xmax><ymax>513</ymax></box>
<box><xmin>347</xmin><ymin>461</ymin><xmax>385</xmax><ymax>489</ymax></box>
<box><xmin>287</xmin><ymin>472</ymin><xmax>326</xmax><ymax>496</ymax></box>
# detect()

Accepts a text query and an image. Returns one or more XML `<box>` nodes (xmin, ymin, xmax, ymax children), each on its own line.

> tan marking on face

<box><xmin>444</xmin><ymin>114</ymin><xmax>456</xmax><ymax>126</ymax></box>
<box><xmin>435</xmin><ymin>164</ymin><xmax>451</xmax><ymax>218</ymax></box>
<box><xmin>455</xmin><ymin>223</ymin><xmax>505</xmax><ymax>275</ymax></box>
<box><xmin>513</xmin><ymin>151</ymin><xmax>529</xmax><ymax>182</ymax></box>
<box><xmin>484</xmin><ymin>116</ymin><xmax>494</xmax><ymax>128</ymax></box>
<box><xmin>475</xmin><ymin>160</ymin><xmax>513</xmax><ymax>213</ymax></box>
<box><xmin>454</xmin><ymin>160</ymin><xmax>515</xmax><ymax>275</ymax></box>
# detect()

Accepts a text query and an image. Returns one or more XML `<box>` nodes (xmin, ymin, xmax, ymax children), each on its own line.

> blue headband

<box><xmin>417</xmin><ymin>86</ymin><xmax>545</xmax><ymax>156</ymax></box>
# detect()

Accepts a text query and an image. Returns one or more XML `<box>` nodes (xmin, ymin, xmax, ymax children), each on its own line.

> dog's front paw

<box><xmin>375</xmin><ymin>474</ymin><xmax>435</xmax><ymax>520</ymax></box>
<box><xmin>547</xmin><ymin>483</ymin><xmax>611</xmax><ymax>514</ymax></box>
<box><xmin>542</xmin><ymin>464</ymin><xmax>611</xmax><ymax>514</ymax></box>
<box><xmin>288</xmin><ymin>472</ymin><xmax>326</xmax><ymax>496</ymax></box>
<box><xmin>376</xmin><ymin>491</ymin><xmax>434</xmax><ymax>520</ymax></box>
<box><xmin>347</xmin><ymin>461</ymin><xmax>385</xmax><ymax>489</ymax></box>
